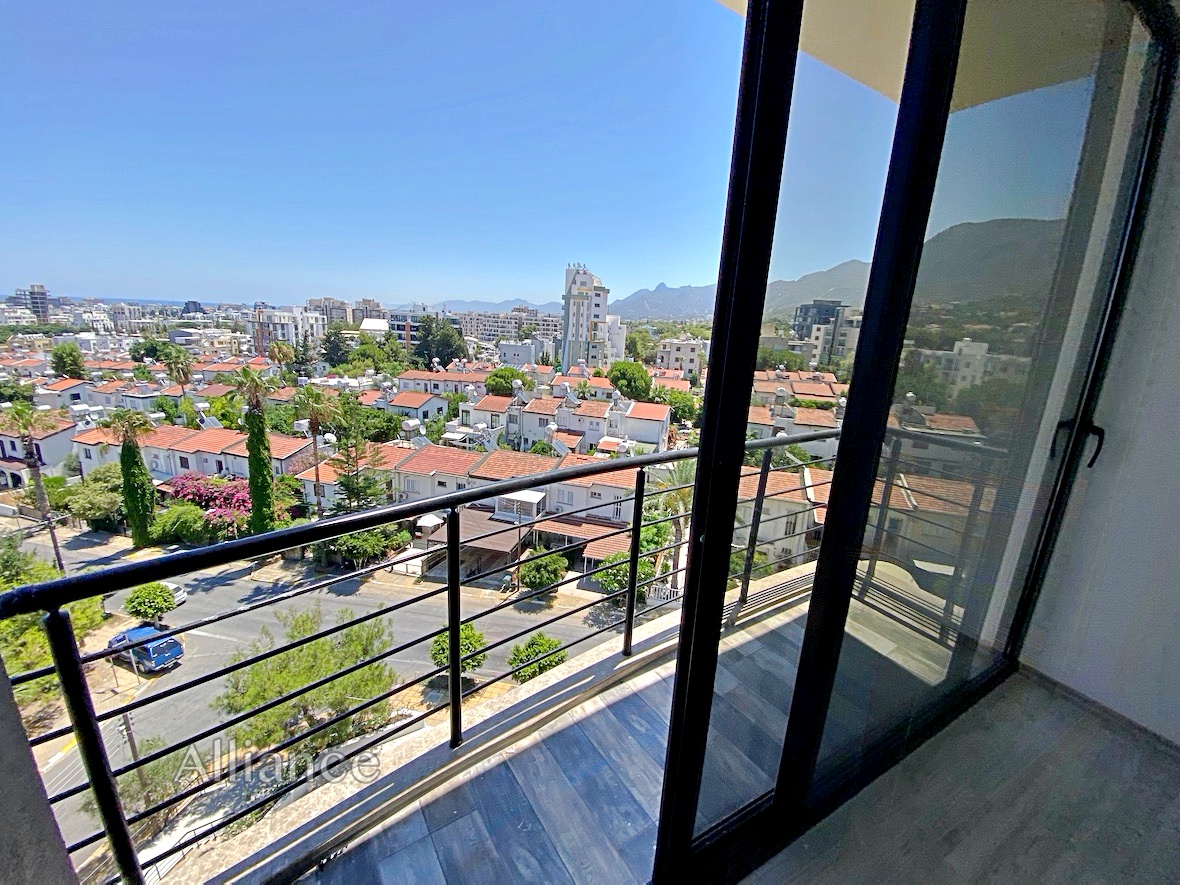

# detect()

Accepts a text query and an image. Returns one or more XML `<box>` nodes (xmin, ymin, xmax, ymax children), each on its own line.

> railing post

<box><xmin>622</xmin><ymin>468</ymin><xmax>647</xmax><ymax>656</ymax></box>
<box><xmin>445</xmin><ymin>507</ymin><xmax>463</xmax><ymax>748</ymax></box>
<box><xmin>42</xmin><ymin>608</ymin><xmax>144</xmax><ymax>885</ymax></box>
<box><xmin>731</xmin><ymin>447</ymin><xmax>774</xmax><ymax>629</ymax></box>
<box><xmin>940</xmin><ymin>468</ymin><xmax>988</xmax><ymax>644</ymax></box>
<box><xmin>860</xmin><ymin>436</ymin><xmax>903</xmax><ymax>598</ymax></box>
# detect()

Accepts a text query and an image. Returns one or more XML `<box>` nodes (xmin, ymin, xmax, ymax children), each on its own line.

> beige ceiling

<box><xmin>716</xmin><ymin>0</ymin><xmax>1121</xmax><ymax>110</ymax></box>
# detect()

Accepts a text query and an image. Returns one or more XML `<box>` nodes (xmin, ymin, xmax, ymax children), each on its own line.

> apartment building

<box><xmin>385</xmin><ymin>307</ymin><xmax>462</xmax><ymax>348</ymax></box>
<box><xmin>909</xmin><ymin>337</ymin><xmax>1032</xmax><ymax>394</ymax></box>
<box><xmin>560</xmin><ymin>264</ymin><xmax>626</xmax><ymax>369</ymax></box>
<box><xmin>809</xmin><ymin>306</ymin><xmax>862</xmax><ymax>363</ymax></box>
<box><xmin>791</xmin><ymin>298</ymin><xmax>846</xmax><ymax>340</ymax></box>
<box><xmin>305</xmin><ymin>298</ymin><xmax>352</xmax><ymax>325</ymax></box>
<box><xmin>395</xmin><ymin>369</ymin><xmax>489</xmax><ymax>398</ymax></box>
<box><xmin>246</xmin><ymin>306</ymin><xmax>327</xmax><ymax>354</ymax></box>
<box><xmin>655</xmin><ymin>338</ymin><xmax>708</xmax><ymax>376</ymax></box>
<box><xmin>10</xmin><ymin>285</ymin><xmax>50</xmax><ymax>323</ymax></box>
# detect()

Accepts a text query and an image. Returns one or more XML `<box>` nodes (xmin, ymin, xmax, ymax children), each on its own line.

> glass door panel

<box><xmin>812</xmin><ymin>0</ymin><xmax>1158</xmax><ymax>790</ymax></box>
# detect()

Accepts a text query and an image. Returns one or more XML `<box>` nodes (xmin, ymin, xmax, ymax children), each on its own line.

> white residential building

<box><xmin>909</xmin><ymin>338</ymin><xmax>1032</xmax><ymax>394</ymax></box>
<box><xmin>246</xmin><ymin>306</ymin><xmax>327</xmax><ymax>354</ymax></box>
<box><xmin>655</xmin><ymin>338</ymin><xmax>708</xmax><ymax>377</ymax></box>
<box><xmin>560</xmin><ymin>265</ymin><xmax>626</xmax><ymax>369</ymax></box>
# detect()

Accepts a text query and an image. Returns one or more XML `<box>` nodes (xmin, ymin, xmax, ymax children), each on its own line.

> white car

<box><xmin>161</xmin><ymin>581</ymin><xmax>187</xmax><ymax>606</ymax></box>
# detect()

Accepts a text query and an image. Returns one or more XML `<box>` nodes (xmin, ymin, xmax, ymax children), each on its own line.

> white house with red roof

<box><xmin>294</xmin><ymin>441</ymin><xmax>412</xmax><ymax>510</ymax></box>
<box><xmin>33</xmin><ymin>378</ymin><xmax>92</xmax><ymax>410</ymax></box>
<box><xmin>383</xmin><ymin>390</ymin><xmax>450</xmax><ymax>422</ymax></box>
<box><xmin>395</xmin><ymin>369</ymin><xmax>489</xmax><ymax>398</ymax></box>
<box><xmin>0</xmin><ymin>414</ymin><xmax>77</xmax><ymax>490</ymax></box>
<box><xmin>391</xmin><ymin>444</ymin><xmax>486</xmax><ymax>506</ymax></box>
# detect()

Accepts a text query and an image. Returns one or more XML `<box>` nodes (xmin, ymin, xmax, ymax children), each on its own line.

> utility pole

<box><xmin>119</xmin><ymin>712</ymin><xmax>151</xmax><ymax>800</ymax></box>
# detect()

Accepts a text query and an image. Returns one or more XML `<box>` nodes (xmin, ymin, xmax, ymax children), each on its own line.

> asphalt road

<box><xmin>19</xmin><ymin>530</ymin><xmax>654</xmax><ymax>868</ymax></box>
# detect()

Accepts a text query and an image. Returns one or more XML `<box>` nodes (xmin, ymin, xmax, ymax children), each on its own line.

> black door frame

<box><xmin>652</xmin><ymin>0</ymin><xmax>1179</xmax><ymax>881</ymax></box>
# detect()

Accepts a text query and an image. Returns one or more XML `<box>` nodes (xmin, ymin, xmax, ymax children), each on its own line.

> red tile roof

<box><xmin>356</xmin><ymin>389</ymin><xmax>383</xmax><ymax>406</ymax></box>
<box><xmin>267</xmin><ymin>386</ymin><xmax>298</xmax><ymax>402</ymax></box>
<box><xmin>791</xmin><ymin>381</ymin><xmax>838</xmax><ymax>399</ymax></box>
<box><xmin>394</xmin><ymin>444</ymin><xmax>487</xmax><ymax>477</ymax></box>
<box><xmin>192</xmin><ymin>384</ymin><xmax>235</xmax><ymax>400</ymax></box>
<box><xmin>42</xmin><ymin>378</ymin><xmax>90</xmax><ymax>391</ymax></box>
<box><xmin>473</xmin><ymin>395</ymin><xmax>513</xmax><ymax>413</ymax></box>
<box><xmin>223</xmin><ymin>433</ymin><xmax>312</xmax><ymax>460</ymax></box>
<box><xmin>72</xmin><ymin>427</ymin><xmax>119</xmax><ymax>446</ymax></box>
<box><xmin>792</xmin><ymin>407</ymin><xmax>838</xmax><ymax>428</ymax></box>
<box><xmin>3</xmin><ymin>415</ymin><xmax>76</xmax><ymax>440</ymax></box>
<box><xmin>652</xmin><ymin>378</ymin><xmax>691</xmax><ymax>392</ymax></box>
<box><xmin>388</xmin><ymin>390</ymin><xmax>437</xmax><ymax>409</ymax></box>
<box><xmin>167</xmin><ymin>428</ymin><xmax>244</xmax><ymax>454</ymax></box>
<box><xmin>748</xmin><ymin>405</ymin><xmax>774</xmax><ymax>427</ymax></box>
<box><xmin>470</xmin><ymin>449</ymin><xmax>558</xmax><ymax>481</ymax></box>
<box><xmin>626</xmin><ymin>401</ymin><xmax>671</xmax><ymax>422</ymax></box>
<box><xmin>903</xmin><ymin>474</ymin><xmax>995</xmax><ymax>516</ymax></box>
<box><xmin>557</xmin><ymin>453</ymin><xmax>639</xmax><ymax>489</ymax></box>
<box><xmin>738</xmin><ymin>466</ymin><xmax>809</xmax><ymax>502</ymax></box>
<box><xmin>397</xmin><ymin>369</ymin><xmax>489</xmax><ymax>384</ymax></box>
<box><xmin>924</xmin><ymin>413</ymin><xmax>980</xmax><ymax>433</ymax></box>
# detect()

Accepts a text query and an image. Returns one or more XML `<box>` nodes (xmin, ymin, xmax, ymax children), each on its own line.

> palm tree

<box><xmin>268</xmin><ymin>341</ymin><xmax>295</xmax><ymax>372</ymax></box>
<box><xmin>235</xmin><ymin>367</ymin><xmax>277</xmax><ymax>534</ymax></box>
<box><xmin>162</xmin><ymin>346</ymin><xmax>194</xmax><ymax>400</ymax></box>
<box><xmin>292</xmin><ymin>385</ymin><xmax>340</xmax><ymax>518</ymax></box>
<box><xmin>649</xmin><ymin>458</ymin><xmax>697</xmax><ymax>592</ymax></box>
<box><xmin>100</xmin><ymin>408</ymin><xmax>156</xmax><ymax>547</ymax></box>
<box><xmin>0</xmin><ymin>404</ymin><xmax>67</xmax><ymax>573</ymax></box>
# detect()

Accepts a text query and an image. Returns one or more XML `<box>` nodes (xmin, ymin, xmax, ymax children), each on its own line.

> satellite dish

<box><xmin>323</xmin><ymin>432</ymin><xmax>337</xmax><ymax>445</ymax></box>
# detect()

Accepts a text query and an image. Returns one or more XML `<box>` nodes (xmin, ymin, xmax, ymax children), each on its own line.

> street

<box><xmin>19</xmin><ymin>528</ymin><xmax>660</xmax><ymax>870</ymax></box>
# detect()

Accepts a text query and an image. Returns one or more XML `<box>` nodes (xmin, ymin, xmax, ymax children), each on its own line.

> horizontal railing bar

<box><xmin>76</xmin><ymin>549</ymin><xmax>432</xmax><ymax>666</ymax></box>
<box><xmin>893</xmin><ymin>485</ymin><xmax>995</xmax><ymax>517</ymax></box>
<box><xmin>461</xmin><ymin>588</ymin><xmax>630</xmax><ymax>665</ymax></box>
<box><xmin>124</xmin><ymin>665</ymin><xmax>448</xmax><ymax>827</ymax></box>
<box><xmin>94</xmin><ymin>585</ymin><xmax>448</xmax><ymax>724</ymax></box>
<box><xmin>640</xmin><ymin>511</ymin><xmax>690</xmax><ymax>531</ymax></box>
<box><xmin>636</xmin><ymin>565</ymin><xmax>688</xmax><ymax>590</ymax></box>
<box><xmin>462</xmin><ymin>616</ymin><xmax>629</xmax><ymax>698</ymax></box>
<box><xmin>892</xmin><ymin>456</ymin><xmax>1008</xmax><ymax>485</ymax></box>
<box><xmin>645</xmin><ymin>480</ymin><xmax>696</xmax><ymax>496</ymax></box>
<box><xmin>48</xmin><ymin>778</ymin><xmax>90</xmax><ymax>805</ymax></box>
<box><xmin>869</xmin><ymin>525</ymin><xmax>960</xmax><ymax>561</ymax></box>
<box><xmin>29</xmin><ymin>722</ymin><xmax>74</xmax><ymax>748</ymax></box>
<box><xmin>9</xmin><ymin>663</ymin><xmax>55</xmax><ymax>687</ymax></box>
<box><xmin>461</xmin><ymin>554</ymin><xmax>633</xmax><ymax>627</ymax></box>
<box><xmin>4</xmin><ymin>431</ymin><xmax>839</xmax><ymax>618</ymax></box>
<box><xmin>462</xmin><ymin>524</ymin><xmax>633</xmax><ymax>585</ymax></box>
<box><xmin>66</xmin><ymin>828</ymin><xmax>106</xmax><ymax>855</ymax></box>
<box><xmin>460</xmin><ymin>494</ymin><xmax>639</xmax><ymax>546</ymax></box>
<box><xmin>109</xmin><ymin>628</ymin><xmax>438</xmax><ymax>778</ymax></box>
<box><xmin>883</xmin><ymin>426</ymin><xmax>1007</xmax><ymax>456</ymax></box>
<box><xmin>136</xmin><ymin>700</ymin><xmax>450</xmax><ymax>869</ymax></box>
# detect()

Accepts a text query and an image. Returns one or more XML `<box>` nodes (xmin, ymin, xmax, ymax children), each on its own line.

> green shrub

<box><xmin>518</xmin><ymin>552</ymin><xmax>568</xmax><ymax>594</ymax></box>
<box><xmin>507</xmin><ymin>632</ymin><xmax>566</xmax><ymax>683</ymax></box>
<box><xmin>124</xmin><ymin>582</ymin><xmax>176</xmax><ymax>625</ymax></box>
<box><xmin>430</xmin><ymin>622</ymin><xmax>487</xmax><ymax>674</ymax></box>
<box><xmin>150</xmin><ymin>502</ymin><xmax>211</xmax><ymax>546</ymax></box>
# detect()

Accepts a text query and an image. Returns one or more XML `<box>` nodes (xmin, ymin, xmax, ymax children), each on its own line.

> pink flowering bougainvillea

<box><xmin>168</xmin><ymin>472</ymin><xmax>290</xmax><ymax>535</ymax></box>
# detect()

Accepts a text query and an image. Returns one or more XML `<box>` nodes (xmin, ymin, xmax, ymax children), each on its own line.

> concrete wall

<box><xmin>0</xmin><ymin>660</ymin><xmax>74</xmax><ymax>881</ymax></box>
<box><xmin>1022</xmin><ymin>82</ymin><xmax>1180</xmax><ymax>746</ymax></box>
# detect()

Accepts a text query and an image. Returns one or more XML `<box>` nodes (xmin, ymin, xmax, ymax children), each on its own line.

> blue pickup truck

<box><xmin>106</xmin><ymin>627</ymin><xmax>185</xmax><ymax>673</ymax></box>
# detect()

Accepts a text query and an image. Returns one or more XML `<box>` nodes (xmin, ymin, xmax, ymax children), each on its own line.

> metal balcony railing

<box><xmin>0</xmin><ymin>430</ymin><xmax>839</xmax><ymax>884</ymax></box>
<box><xmin>0</xmin><ymin>424</ymin><xmax>1010</xmax><ymax>884</ymax></box>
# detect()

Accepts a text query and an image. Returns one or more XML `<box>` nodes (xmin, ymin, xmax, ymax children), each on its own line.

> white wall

<box><xmin>1022</xmin><ymin>90</ymin><xmax>1180</xmax><ymax>746</ymax></box>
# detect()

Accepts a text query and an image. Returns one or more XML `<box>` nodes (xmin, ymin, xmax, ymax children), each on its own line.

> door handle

<box><xmin>1085</xmin><ymin>424</ymin><xmax>1105</xmax><ymax>468</ymax></box>
<box><xmin>1050</xmin><ymin>418</ymin><xmax>1074</xmax><ymax>459</ymax></box>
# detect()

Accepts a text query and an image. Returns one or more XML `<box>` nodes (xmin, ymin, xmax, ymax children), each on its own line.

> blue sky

<box><xmin>0</xmin><ymin>2</ymin><xmax>1086</xmax><ymax>306</ymax></box>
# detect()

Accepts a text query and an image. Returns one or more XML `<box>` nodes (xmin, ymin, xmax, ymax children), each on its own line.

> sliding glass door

<box><xmin>654</xmin><ymin>0</ymin><xmax>1169</xmax><ymax>879</ymax></box>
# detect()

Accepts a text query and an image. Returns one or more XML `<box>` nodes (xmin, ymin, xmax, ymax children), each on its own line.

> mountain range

<box><xmin>610</xmin><ymin>218</ymin><xmax>1065</xmax><ymax>319</ymax></box>
<box><xmin>396</xmin><ymin>218</ymin><xmax>1065</xmax><ymax>322</ymax></box>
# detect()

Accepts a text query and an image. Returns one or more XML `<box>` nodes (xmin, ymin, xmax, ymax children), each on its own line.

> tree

<box><xmin>235</xmin><ymin>367</ymin><xmax>276</xmax><ymax>534</ymax></box>
<box><xmin>268</xmin><ymin>341</ymin><xmax>295</xmax><ymax>371</ymax></box>
<box><xmin>213</xmin><ymin>603</ymin><xmax>394</xmax><ymax>755</ymax></box>
<box><xmin>574</xmin><ymin>380</ymin><xmax>592</xmax><ymax>400</ymax></box>
<box><xmin>292</xmin><ymin>331</ymin><xmax>315</xmax><ymax>376</ymax></box>
<box><xmin>413</xmin><ymin>315</ymin><xmax>468</xmax><ymax>368</ymax></box>
<box><xmin>507</xmin><ymin>632</ymin><xmax>566</xmax><ymax>683</ymax></box>
<box><xmin>0</xmin><ymin>403</ymin><xmax>66</xmax><ymax>571</ymax></box>
<box><xmin>607</xmin><ymin>361</ymin><xmax>652</xmax><ymax>402</ymax></box>
<box><xmin>50</xmin><ymin>342</ymin><xmax>86</xmax><ymax>379</ymax></box>
<box><xmin>484</xmin><ymin>367</ymin><xmax>534</xmax><ymax>397</ymax></box>
<box><xmin>528</xmin><ymin>440</ymin><xmax>557</xmax><ymax>456</ymax></box>
<box><xmin>80</xmin><ymin>735</ymin><xmax>199</xmax><ymax>830</ymax></box>
<box><xmin>161</xmin><ymin>346</ymin><xmax>193</xmax><ymax>399</ymax></box>
<box><xmin>129</xmin><ymin>337</ymin><xmax>167</xmax><ymax>363</ymax></box>
<box><xmin>625</xmin><ymin>329</ymin><xmax>656</xmax><ymax>363</ymax></box>
<box><xmin>650</xmin><ymin>459</ymin><xmax>695</xmax><ymax>591</ymax></box>
<box><xmin>653</xmin><ymin>388</ymin><xmax>698</xmax><ymax>424</ymax></box>
<box><xmin>444</xmin><ymin>392</ymin><xmax>467</xmax><ymax>421</ymax></box>
<box><xmin>518</xmin><ymin>551</ymin><xmax>568</xmax><ymax>594</ymax></box>
<box><xmin>124</xmin><ymin>582</ymin><xmax>176</xmax><ymax>626</ymax></box>
<box><xmin>292</xmin><ymin>385</ymin><xmax>341</xmax><ymax>518</ymax></box>
<box><xmin>754</xmin><ymin>347</ymin><xmax>806</xmax><ymax>372</ymax></box>
<box><xmin>100</xmin><ymin>409</ymin><xmax>155</xmax><ymax>547</ymax></box>
<box><xmin>536</xmin><ymin>350</ymin><xmax>553</xmax><ymax>366</ymax></box>
<box><xmin>894</xmin><ymin>352</ymin><xmax>951</xmax><ymax>410</ymax></box>
<box><xmin>430</xmin><ymin>622</ymin><xmax>487</xmax><ymax>674</ymax></box>
<box><xmin>596</xmin><ymin>550</ymin><xmax>655</xmax><ymax>602</ymax></box>
<box><xmin>321</xmin><ymin>326</ymin><xmax>353</xmax><ymax>367</ymax></box>
<box><xmin>67</xmin><ymin>462</ymin><xmax>124</xmax><ymax>530</ymax></box>
<box><xmin>953</xmin><ymin>377</ymin><xmax>1024</xmax><ymax>433</ymax></box>
<box><xmin>327</xmin><ymin>409</ymin><xmax>387</xmax><ymax>514</ymax></box>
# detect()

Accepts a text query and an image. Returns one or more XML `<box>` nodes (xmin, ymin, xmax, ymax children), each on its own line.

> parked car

<box><xmin>162</xmin><ymin>581</ymin><xmax>187</xmax><ymax>606</ymax></box>
<box><xmin>106</xmin><ymin>627</ymin><xmax>185</xmax><ymax>673</ymax></box>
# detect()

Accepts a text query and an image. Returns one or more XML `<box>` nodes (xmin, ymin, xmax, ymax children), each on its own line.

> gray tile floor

<box><xmin>303</xmin><ymin>595</ymin><xmax>963</xmax><ymax>884</ymax></box>
<box><xmin>746</xmin><ymin>672</ymin><xmax>1180</xmax><ymax>884</ymax></box>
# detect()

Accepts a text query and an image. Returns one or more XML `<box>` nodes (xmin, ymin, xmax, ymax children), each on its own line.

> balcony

<box><xmin>0</xmin><ymin>425</ymin><xmax>1028</xmax><ymax>883</ymax></box>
